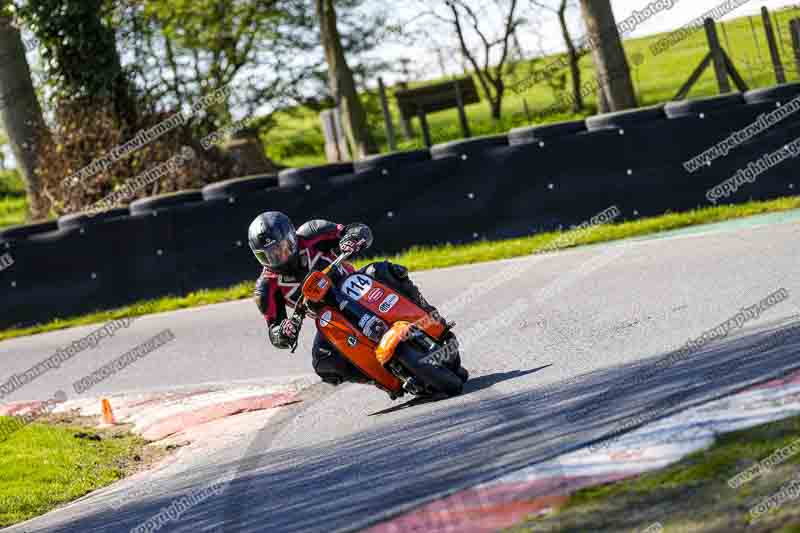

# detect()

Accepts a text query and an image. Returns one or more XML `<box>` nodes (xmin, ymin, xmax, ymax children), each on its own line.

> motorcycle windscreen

<box><xmin>315</xmin><ymin>307</ymin><xmax>403</xmax><ymax>393</ymax></box>
<box><xmin>339</xmin><ymin>273</ymin><xmax>445</xmax><ymax>340</ymax></box>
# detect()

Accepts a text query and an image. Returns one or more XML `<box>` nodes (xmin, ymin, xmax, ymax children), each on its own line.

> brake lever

<box><xmin>289</xmin><ymin>305</ymin><xmax>305</xmax><ymax>354</ymax></box>
<box><xmin>289</xmin><ymin>296</ymin><xmax>306</xmax><ymax>353</ymax></box>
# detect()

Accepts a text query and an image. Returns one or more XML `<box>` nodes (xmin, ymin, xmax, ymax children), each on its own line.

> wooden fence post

<box><xmin>762</xmin><ymin>7</ymin><xmax>786</xmax><ymax>83</ymax></box>
<box><xmin>416</xmin><ymin>104</ymin><xmax>432</xmax><ymax>148</ymax></box>
<box><xmin>453</xmin><ymin>80</ymin><xmax>471</xmax><ymax>138</ymax></box>
<box><xmin>333</xmin><ymin>106</ymin><xmax>351</xmax><ymax>161</ymax></box>
<box><xmin>320</xmin><ymin>110</ymin><xmax>342</xmax><ymax>162</ymax></box>
<box><xmin>705</xmin><ymin>18</ymin><xmax>731</xmax><ymax>93</ymax></box>
<box><xmin>791</xmin><ymin>19</ymin><xmax>800</xmax><ymax>77</ymax></box>
<box><xmin>377</xmin><ymin>77</ymin><xmax>397</xmax><ymax>152</ymax></box>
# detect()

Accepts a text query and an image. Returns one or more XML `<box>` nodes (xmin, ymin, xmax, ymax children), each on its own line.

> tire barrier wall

<box><xmin>3</xmin><ymin>83</ymin><xmax>800</xmax><ymax>328</ymax></box>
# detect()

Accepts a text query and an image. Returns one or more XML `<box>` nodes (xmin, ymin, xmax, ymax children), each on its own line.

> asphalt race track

<box><xmin>2</xmin><ymin>214</ymin><xmax>800</xmax><ymax>532</ymax></box>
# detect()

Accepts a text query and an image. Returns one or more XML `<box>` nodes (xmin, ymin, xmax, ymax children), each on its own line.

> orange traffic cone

<box><xmin>101</xmin><ymin>399</ymin><xmax>117</xmax><ymax>426</ymax></box>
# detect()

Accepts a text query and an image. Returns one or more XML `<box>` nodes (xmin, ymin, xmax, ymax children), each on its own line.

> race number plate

<box><xmin>340</xmin><ymin>274</ymin><xmax>373</xmax><ymax>300</ymax></box>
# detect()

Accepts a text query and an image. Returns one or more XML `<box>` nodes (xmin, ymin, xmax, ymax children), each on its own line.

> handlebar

<box><xmin>288</xmin><ymin>248</ymin><xmax>356</xmax><ymax>353</ymax></box>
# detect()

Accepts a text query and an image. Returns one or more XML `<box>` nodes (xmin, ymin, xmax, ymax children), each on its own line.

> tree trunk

<box><xmin>558</xmin><ymin>0</ymin><xmax>583</xmax><ymax>112</ymax></box>
<box><xmin>490</xmin><ymin>78</ymin><xmax>505</xmax><ymax>121</ymax></box>
<box><xmin>316</xmin><ymin>0</ymin><xmax>377</xmax><ymax>159</ymax></box>
<box><xmin>490</xmin><ymin>98</ymin><xmax>502</xmax><ymax>121</ymax></box>
<box><xmin>0</xmin><ymin>15</ymin><xmax>48</xmax><ymax>219</ymax></box>
<box><xmin>579</xmin><ymin>0</ymin><xmax>636</xmax><ymax>112</ymax></box>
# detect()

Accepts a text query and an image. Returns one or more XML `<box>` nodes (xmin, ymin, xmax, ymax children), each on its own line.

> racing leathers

<box><xmin>254</xmin><ymin>219</ymin><xmax>443</xmax><ymax>385</ymax></box>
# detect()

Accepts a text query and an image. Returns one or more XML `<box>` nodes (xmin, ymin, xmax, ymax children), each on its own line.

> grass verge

<box><xmin>0</xmin><ymin>196</ymin><xmax>27</xmax><ymax>228</ymax></box>
<box><xmin>505</xmin><ymin>414</ymin><xmax>800</xmax><ymax>533</ymax></box>
<box><xmin>1</xmin><ymin>195</ymin><xmax>799</xmax><ymax>342</ymax></box>
<box><xmin>0</xmin><ymin>170</ymin><xmax>27</xmax><ymax>230</ymax></box>
<box><xmin>0</xmin><ymin>413</ymin><xmax>166</xmax><ymax>527</ymax></box>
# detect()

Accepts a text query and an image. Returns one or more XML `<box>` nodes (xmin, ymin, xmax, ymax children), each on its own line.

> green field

<box><xmin>0</xmin><ymin>416</ymin><xmax>152</xmax><ymax>527</ymax></box>
<box><xmin>265</xmin><ymin>5</ymin><xmax>800</xmax><ymax>167</ymax></box>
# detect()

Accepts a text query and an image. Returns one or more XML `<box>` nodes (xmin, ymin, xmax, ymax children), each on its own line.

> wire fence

<box><xmin>722</xmin><ymin>5</ymin><xmax>800</xmax><ymax>86</ymax></box>
<box><xmin>504</xmin><ymin>4</ymin><xmax>800</xmax><ymax>129</ymax></box>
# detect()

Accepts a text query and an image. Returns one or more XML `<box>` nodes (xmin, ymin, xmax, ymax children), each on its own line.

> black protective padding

<box><xmin>58</xmin><ymin>207</ymin><xmax>130</xmax><ymax>230</ymax></box>
<box><xmin>744</xmin><ymin>82</ymin><xmax>800</xmax><ymax>104</ymax></box>
<box><xmin>130</xmin><ymin>190</ymin><xmax>204</xmax><ymax>214</ymax></box>
<box><xmin>5</xmin><ymin>87</ymin><xmax>800</xmax><ymax>327</ymax></box>
<box><xmin>585</xmin><ymin>104</ymin><xmax>666</xmax><ymax>131</ymax></box>
<box><xmin>0</xmin><ymin>220</ymin><xmax>59</xmax><ymax>242</ymax></box>
<box><xmin>508</xmin><ymin>120</ymin><xmax>587</xmax><ymax>146</ymax></box>
<box><xmin>278</xmin><ymin>162</ymin><xmax>354</xmax><ymax>187</ymax></box>
<box><xmin>665</xmin><ymin>94</ymin><xmax>746</xmax><ymax>118</ymax></box>
<box><xmin>353</xmin><ymin>150</ymin><xmax>431</xmax><ymax>174</ymax></box>
<box><xmin>202</xmin><ymin>174</ymin><xmax>278</xmax><ymax>200</ymax></box>
<box><xmin>430</xmin><ymin>134</ymin><xmax>509</xmax><ymax>160</ymax></box>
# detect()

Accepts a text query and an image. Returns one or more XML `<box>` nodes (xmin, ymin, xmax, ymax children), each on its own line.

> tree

<box><xmin>0</xmin><ymin>9</ymin><xmax>48</xmax><ymax>219</ymax></box>
<box><xmin>0</xmin><ymin>130</ymin><xmax>7</xmax><ymax>170</ymax></box>
<box><xmin>316</xmin><ymin>0</ymin><xmax>377</xmax><ymax>158</ymax></box>
<box><xmin>531</xmin><ymin>0</ymin><xmax>583</xmax><ymax>112</ymax></box>
<box><xmin>19</xmin><ymin>0</ymin><xmax>138</xmax><ymax>126</ymax></box>
<box><xmin>127</xmin><ymin>0</ymin><xmax>314</xmax><ymax>172</ymax></box>
<box><xmin>578</xmin><ymin>0</ymin><xmax>636</xmax><ymax>111</ymax></box>
<box><xmin>434</xmin><ymin>0</ymin><xmax>522</xmax><ymax>121</ymax></box>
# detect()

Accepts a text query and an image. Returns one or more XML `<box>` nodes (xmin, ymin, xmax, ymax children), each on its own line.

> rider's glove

<box><xmin>279</xmin><ymin>318</ymin><xmax>299</xmax><ymax>341</ymax></box>
<box><xmin>339</xmin><ymin>237</ymin><xmax>366</xmax><ymax>256</ymax></box>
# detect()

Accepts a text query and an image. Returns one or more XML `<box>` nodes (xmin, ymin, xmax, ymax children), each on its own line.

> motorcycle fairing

<box><xmin>315</xmin><ymin>304</ymin><xmax>403</xmax><ymax>393</ymax></box>
<box><xmin>339</xmin><ymin>273</ymin><xmax>445</xmax><ymax>340</ymax></box>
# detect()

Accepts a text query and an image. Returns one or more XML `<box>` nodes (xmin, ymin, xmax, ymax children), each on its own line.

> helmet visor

<box><xmin>254</xmin><ymin>232</ymin><xmax>298</xmax><ymax>268</ymax></box>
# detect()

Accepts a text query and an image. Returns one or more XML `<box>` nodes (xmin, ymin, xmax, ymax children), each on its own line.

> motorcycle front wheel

<box><xmin>393</xmin><ymin>342</ymin><xmax>464</xmax><ymax>397</ymax></box>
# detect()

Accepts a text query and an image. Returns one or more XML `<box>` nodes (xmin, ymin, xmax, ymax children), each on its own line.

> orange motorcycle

<box><xmin>288</xmin><ymin>251</ymin><xmax>468</xmax><ymax>399</ymax></box>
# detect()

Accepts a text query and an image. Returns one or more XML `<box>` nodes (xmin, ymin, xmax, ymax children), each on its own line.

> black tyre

<box><xmin>508</xmin><ymin>120</ymin><xmax>586</xmax><ymax>146</ymax></box>
<box><xmin>130</xmin><ymin>190</ymin><xmax>203</xmax><ymax>214</ymax></box>
<box><xmin>201</xmin><ymin>174</ymin><xmax>278</xmax><ymax>200</ymax></box>
<box><xmin>454</xmin><ymin>367</ymin><xmax>470</xmax><ymax>383</ymax></box>
<box><xmin>585</xmin><ymin>104</ymin><xmax>666</xmax><ymax>131</ymax></box>
<box><xmin>394</xmin><ymin>343</ymin><xmax>463</xmax><ymax>396</ymax></box>
<box><xmin>278</xmin><ymin>163</ymin><xmax>354</xmax><ymax>187</ymax></box>
<box><xmin>58</xmin><ymin>207</ymin><xmax>130</xmax><ymax>230</ymax></box>
<box><xmin>0</xmin><ymin>220</ymin><xmax>58</xmax><ymax>241</ymax></box>
<box><xmin>744</xmin><ymin>82</ymin><xmax>800</xmax><ymax>105</ymax></box>
<box><xmin>430</xmin><ymin>134</ymin><xmax>509</xmax><ymax>160</ymax></box>
<box><xmin>664</xmin><ymin>94</ymin><xmax>744</xmax><ymax>118</ymax></box>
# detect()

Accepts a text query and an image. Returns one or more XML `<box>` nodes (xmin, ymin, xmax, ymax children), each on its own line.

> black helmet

<box><xmin>248</xmin><ymin>211</ymin><xmax>298</xmax><ymax>270</ymax></box>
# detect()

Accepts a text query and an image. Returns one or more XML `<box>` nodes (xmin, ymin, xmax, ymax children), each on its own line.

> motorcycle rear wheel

<box><xmin>394</xmin><ymin>343</ymin><xmax>464</xmax><ymax>397</ymax></box>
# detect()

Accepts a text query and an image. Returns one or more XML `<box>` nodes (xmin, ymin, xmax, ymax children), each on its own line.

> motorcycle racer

<box><xmin>249</xmin><ymin>211</ymin><xmax>447</xmax><ymax>386</ymax></box>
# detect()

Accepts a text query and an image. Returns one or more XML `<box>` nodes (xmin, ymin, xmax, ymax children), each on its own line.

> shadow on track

<box><xmin>368</xmin><ymin>365</ymin><xmax>553</xmax><ymax>416</ymax></box>
<box><xmin>37</xmin><ymin>317</ymin><xmax>800</xmax><ymax>533</ymax></box>
<box><xmin>462</xmin><ymin>365</ymin><xmax>553</xmax><ymax>394</ymax></box>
